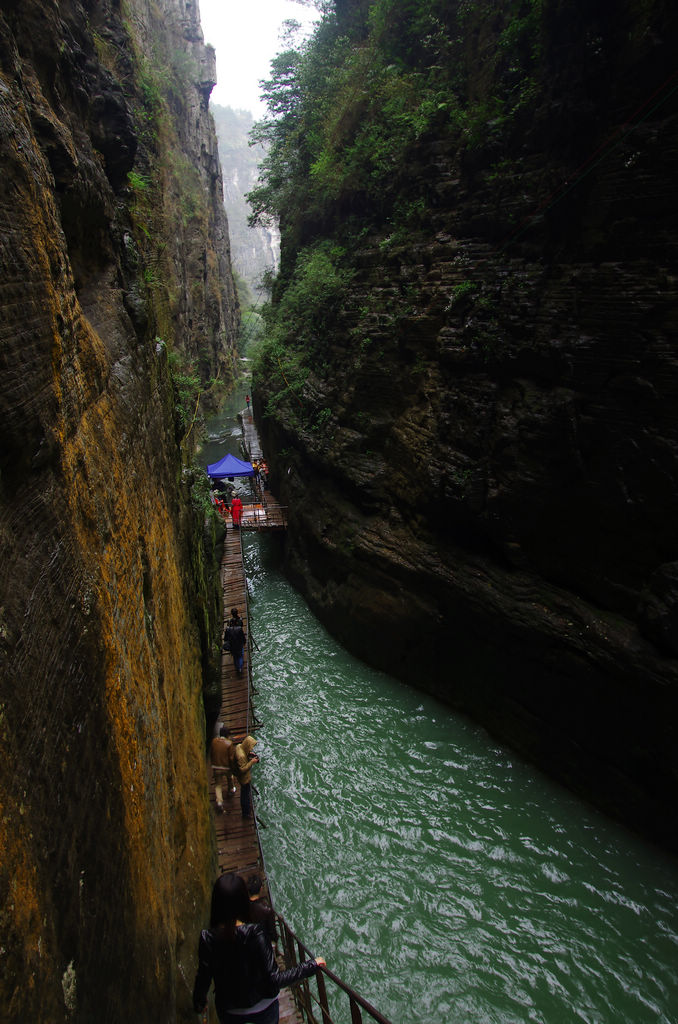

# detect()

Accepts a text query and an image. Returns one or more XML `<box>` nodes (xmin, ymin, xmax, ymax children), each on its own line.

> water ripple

<box><xmin>244</xmin><ymin>536</ymin><xmax>678</xmax><ymax>1024</ymax></box>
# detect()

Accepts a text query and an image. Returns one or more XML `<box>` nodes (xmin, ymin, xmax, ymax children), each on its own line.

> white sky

<box><xmin>198</xmin><ymin>0</ymin><xmax>319</xmax><ymax>116</ymax></box>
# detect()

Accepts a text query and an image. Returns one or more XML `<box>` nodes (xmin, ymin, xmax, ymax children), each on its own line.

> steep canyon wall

<box><xmin>0</xmin><ymin>0</ymin><xmax>237</xmax><ymax>1019</ymax></box>
<box><xmin>255</xmin><ymin>0</ymin><xmax>678</xmax><ymax>850</ymax></box>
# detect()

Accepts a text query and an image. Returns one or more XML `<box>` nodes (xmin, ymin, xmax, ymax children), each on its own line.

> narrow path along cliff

<box><xmin>201</xmin><ymin>401</ymin><xmax>393</xmax><ymax>1024</ymax></box>
<box><xmin>203</xmin><ymin>397</ymin><xmax>678</xmax><ymax>1024</ymax></box>
<box><xmin>205</xmin><ymin>516</ymin><xmax>307</xmax><ymax>1024</ymax></box>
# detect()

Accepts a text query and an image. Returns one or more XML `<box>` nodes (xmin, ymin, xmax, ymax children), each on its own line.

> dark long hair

<box><xmin>209</xmin><ymin>873</ymin><xmax>250</xmax><ymax>938</ymax></box>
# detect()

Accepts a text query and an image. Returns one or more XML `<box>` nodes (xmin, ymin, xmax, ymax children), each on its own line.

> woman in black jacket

<box><xmin>192</xmin><ymin>873</ymin><xmax>325</xmax><ymax>1024</ymax></box>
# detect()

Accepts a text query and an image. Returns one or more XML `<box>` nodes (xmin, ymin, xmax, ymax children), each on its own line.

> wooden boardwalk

<box><xmin>210</xmin><ymin>525</ymin><xmax>261</xmax><ymax>878</ymax></box>
<box><xmin>207</xmin><ymin>507</ymin><xmax>302</xmax><ymax>1024</ymax></box>
<box><xmin>237</xmin><ymin>408</ymin><xmax>288</xmax><ymax>531</ymax></box>
<box><xmin>204</xmin><ymin>409</ymin><xmax>390</xmax><ymax>1024</ymax></box>
<box><xmin>240</xmin><ymin>491</ymin><xmax>288</xmax><ymax>531</ymax></box>
<box><xmin>240</xmin><ymin>406</ymin><xmax>262</xmax><ymax>461</ymax></box>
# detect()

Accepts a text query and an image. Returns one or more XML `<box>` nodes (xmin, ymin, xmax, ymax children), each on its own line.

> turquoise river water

<box><xmin>204</xmin><ymin>396</ymin><xmax>678</xmax><ymax>1024</ymax></box>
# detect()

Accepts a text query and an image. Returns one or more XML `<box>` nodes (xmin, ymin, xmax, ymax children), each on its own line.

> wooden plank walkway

<box><xmin>207</xmin><ymin>513</ymin><xmax>303</xmax><ymax>1024</ymax></box>
<box><xmin>240</xmin><ymin>406</ymin><xmax>262</xmax><ymax>461</ymax></box>
<box><xmin>205</xmin><ymin>409</ymin><xmax>391</xmax><ymax>1024</ymax></box>
<box><xmin>210</xmin><ymin>524</ymin><xmax>261</xmax><ymax>876</ymax></box>
<box><xmin>234</xmin><ymin>409</ymin><xmax>287</xmax><ymax>532</ymax></box>
<box><xmin>240</xmin><ymin>492</ymin><xmax>288</xmax><ymax>531</ymax></box>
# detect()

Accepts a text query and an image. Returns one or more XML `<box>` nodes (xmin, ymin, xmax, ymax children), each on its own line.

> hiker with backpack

<box><xmin>210</xmin><ymin>726</ymin><xmax>236</xmax><ymax>813</ymax></box>
<box><xmin>223</xmin><ymin>616</ymin><xmax>246</xmax><ymax>675</ymax></box>
<box><xmin>233</xmin><ymin>735</ymin><xmax>259</xmax><ymax>819</ymax></box>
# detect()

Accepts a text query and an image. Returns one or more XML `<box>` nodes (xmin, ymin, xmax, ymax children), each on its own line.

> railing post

<box><xmin>349</xmin><ymin>996</ymin><xmax>363</xmax><ymax>1024</ymax></box>
<box><xmin>295</xmin><ymin>938</ymin><xmax>316</xmax><ymax>1023</ymax></box>
<box><xmin>273</xmin><ymin>912</ymin><xmax>393</xmax><ymax>1024</ymax></box>
<box><xmin>282</xmin><ymin>921</ymin><xmax>296</xmax><ymax>967</ymax></box>
<box><xmin>315</xmin><ymin>969</ymin><xmax>333</xmax><ymax>1024</ymax></box>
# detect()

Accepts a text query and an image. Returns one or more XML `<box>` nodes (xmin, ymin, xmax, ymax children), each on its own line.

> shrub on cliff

<box><xmin>252</xmin><ymin>241</ymin><xmax>351</xmax><ymax>420</ymax></box>
<box><xmin>248</xmin><ymin>0</ymin><xmax>543</xmax><ymax>249</ymax></box>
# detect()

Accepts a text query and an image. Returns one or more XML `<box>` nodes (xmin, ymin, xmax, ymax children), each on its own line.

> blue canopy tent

<box><xmin>206</xmin><ymin>453</ymin><xmax>254</xmax><ymax>479</ymax></box>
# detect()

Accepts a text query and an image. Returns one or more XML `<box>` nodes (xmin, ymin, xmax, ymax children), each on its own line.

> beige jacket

<box><xmin>234</xmin><ymin>735</ymin><xmax>258</xmax><ymax>785</ymax></box>
<box><xmin>210</xmin><ymin>735</ymin><xmax>233</xmax><ymax>769</ymax></box>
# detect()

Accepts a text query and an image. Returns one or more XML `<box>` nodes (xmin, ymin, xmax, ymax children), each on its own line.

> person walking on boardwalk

<box><xmin>192</xmin><ymin>872</ymin><xmax>325</xmax><ymax>1024</ymax></box>
<box><xmin>214</xmin><ymin>496</ymin><xmax>229</xmax><ymax>528</ymax></box>
<box><xmin>230</xmin><ymin>494</ymin><xmax>243</xmax><ymax>528</ymax></box>
<box><xmin>210</xmin><ymin>726</ymin><xmax>236</xmax><ymax>813</ymax></box>
<box><xmin>228</xmin><ymin>607</ymin><xmax>243</xmax><ymax>627</ymax></box>
<box><xmin>245</xmin><ymin>394</ymin><xmax>250</xmax><ymax>411</ymax></box>
<box><xmin>224</xmin><ymin>617</ymin><xmax>246</xmax><ymax>675</ymax></box>
<box><xmin>234</xmin><ymin>734</ymin><xmax>258</xmax><ymax>818</ymax></box>
<box><xmin>247</xmin><ymin>874</ymin><xmax>277</xmax><ymax>945</ymax></box>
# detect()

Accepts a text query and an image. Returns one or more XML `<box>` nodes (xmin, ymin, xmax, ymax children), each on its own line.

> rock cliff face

<box><xmin>255</xmin><ymin>1</ymin><xmax>678</xmax><ymax>850</ymax></box>
<box><xmin>0</xmin><ymin>0</ymin><xmax>236</xmax><ymax>1020</ymax></box>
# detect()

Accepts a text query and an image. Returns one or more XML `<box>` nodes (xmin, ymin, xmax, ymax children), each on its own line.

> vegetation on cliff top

<box><xmin>249</xmin><ymin>0</ymin><xmax>541</xmax><ymax>236</ymax></box>
<box><xmin>248</xmin><ymin>0</ymin><xmax>543</xmax><ymax>420</ymax></box>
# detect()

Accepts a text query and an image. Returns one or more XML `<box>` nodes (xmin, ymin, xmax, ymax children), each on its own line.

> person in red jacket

<box><xmin>231</xmin><ymin>494</ymin><xmax>243</xmax><ymax>528</ymax></box>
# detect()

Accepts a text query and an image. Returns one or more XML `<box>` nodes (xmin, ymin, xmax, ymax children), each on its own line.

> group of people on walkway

<box><xmin>191</xmin><ymin>516</ymin><xmax>329</xmax><ymax>1024</ymax></box>
<box><xmin>192</xmin><ymin>871</ymin><xmax>325</xmax><ymax>1024</ymax></box>
<box><xmin>212</xmin><ymin>493</ymin><xmax>244</xmax><ymax>528</ymax></box>
<box><xmin>251</xmin><ymin>459</ymin><xmax>268</xmax><ymax>492</ymax></box>
<box><xmin>199</xmin><ymin>661</ymin><xmax>327</xmax><ymax>1020</ymax></box>
<box><xmin>212</xmin><ymin>611</ymin><xmax>255</xmax><ymax>818</ymax></box>
<box><xmin>210</xmin><ymin>725</ymin><xmax>258</xmax><ymax>819</ymax></box>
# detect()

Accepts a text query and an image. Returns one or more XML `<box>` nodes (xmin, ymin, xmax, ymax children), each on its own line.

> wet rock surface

<box><xmin>257</xmin><ymin>2</ymin><xmax>678</xmax><ymax>852</ymax></box>
<box><xmin>0</xmin><ymin>1</ymin><xmax>234</xmax><ymax>1020</ymax></box>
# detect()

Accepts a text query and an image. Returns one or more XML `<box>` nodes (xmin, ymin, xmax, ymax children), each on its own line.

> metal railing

<box><xmin>274</xmin><ymin>912</ymin><xmax>393</xmax><ymax>1024</ymax></box>
<box><xmin>239</xmin><ymin>526</ymin><xmax>260</xmax><ymax>739</ymax></box>
<box><xmin>240</xmin><ymin>500</ymin><xmax>288</xmax><ymax>531</ymax></box>
<box><xmin>240</xmin><ymin>491</ymin><xmax>388</xmax><ymax>1024</ymax></box>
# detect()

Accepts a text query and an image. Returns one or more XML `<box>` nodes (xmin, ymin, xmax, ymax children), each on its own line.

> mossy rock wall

<box><xmin>254</xmin><ymin>0</ymin><xmax>678</xmax><ymax>851</ymax></box>
<box><xmin>0</xmin><ymin>0</ymin><xmax>236</xmax><ymax>1019</ymax></box>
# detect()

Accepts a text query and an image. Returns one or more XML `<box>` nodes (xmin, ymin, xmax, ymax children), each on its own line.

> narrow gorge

<box><xmin>2</xmin><ymin>0</ymin><xmax>678</xmax><ymax>1021</ymax></box>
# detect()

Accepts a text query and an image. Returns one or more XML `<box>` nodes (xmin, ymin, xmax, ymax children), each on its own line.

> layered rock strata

<box><xmin>0</xmin><ymin>0</ymin><xmax>236</xmax><ymax>1019</ymax></box>
<box><xmin>256</xmin><ymin>1</ymin><xmax>678</xmax><ymax>851</ymax></box>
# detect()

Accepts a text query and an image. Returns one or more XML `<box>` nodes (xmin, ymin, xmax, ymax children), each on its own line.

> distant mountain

<box><xmin>211</xmin><ymin>104</ymin><xmax>279</xmax><ymax>300</ymax></box>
